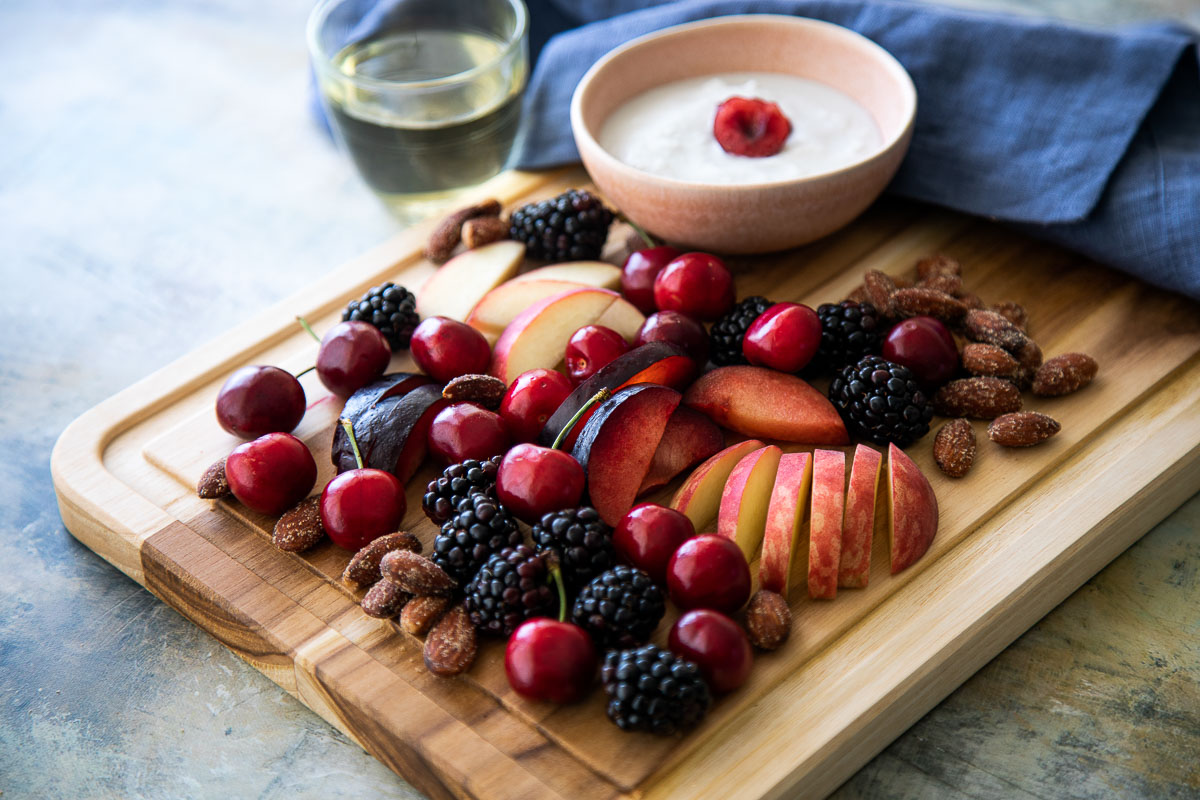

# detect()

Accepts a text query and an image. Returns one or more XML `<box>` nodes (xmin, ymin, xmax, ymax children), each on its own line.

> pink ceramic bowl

<box><xmin>571</xmin><ymin>15</ymin><xmax>917</xmax><ymax>254</ymax></box>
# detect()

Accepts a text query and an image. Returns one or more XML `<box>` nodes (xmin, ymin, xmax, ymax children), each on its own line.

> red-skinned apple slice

<box><xmin>887</xmin><ymin>443</ymin><xmax>939</xmax><ymax>573</ymax></box>
<box><xmin>683</xmin><ymin>366</ymin><xmax>848</xmax><ymax>444</ymax></box>
<box><xmin>808</xmin><ymin>449</ymin><xmax>846</xmax><ymax>600</ymax></box>
<box><xmin>509</xmin><ymin>262</ymin><xmax>621</xmax><ymax>287</ymax></box>
<box><xmin>759</xmin><ymin>452</ymin><xmax>814</xmax><ymax>595</ymax></box>
<box><xmin>465</xmin><ymin>279</ymin><xmax>596</xmax><ymax>342</ymax></box>
<box><xmin>570</xmin><ymin>384</ymin><xmax>682</xmax><ymax>526</ymax></box>
<box><xmin>717</xmin><ymin>445</ymin><xmax>782</xmax><ymax>562</ymax></box>
<box><xmin>539</xmin><ymin>342</ymin><xmax>697</xmax><ymax>449</ymax></box>
<box><xmin>416</xmin><ymin>240</ymin><xmax>525</xmax><ymax>322</ymax></box>
<box><xmin>637</xmin><ymin>406</ymin><xmax>724</xmax><ymax>496</ymax></box>
<box><xmin>670</xmin><ymin>439</ymin><xmax>765</xmax><ymax>533</ymax></box>
<box><xmin>838</xmin><ymin>444</ymin><xmax>883</xmax><ymax>588</ymax></box>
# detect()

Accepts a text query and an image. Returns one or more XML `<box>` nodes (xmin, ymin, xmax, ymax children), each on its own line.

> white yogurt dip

<box><xmin>598</xmin><ymin>72</ymin><xmax>882</xmax><ymax>185</ymax></box>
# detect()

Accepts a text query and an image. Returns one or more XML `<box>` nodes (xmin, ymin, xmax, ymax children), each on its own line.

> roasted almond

<box><xmin>990</xmin><ymin>301</ymin><xmax>1028</xmax><ymax>333</ymax></box>
<box><xmin>342</xmin><ymin>531</ymin><xmax>423</xmax><ymax>587</ymax></box>
<box><xmin>863</xmin><ymin>270</ymin><xmax>898</xmax><ymax>316</ymax></box>
<box><xmin>744</xmin><ymin>590</ymin><xmax>791</xmax><ymax>650</ymax></box>
<box><xmin>197</xmin><ymin>457</ymin><xmax>231</xmax><ymax>499</ymax></box>
<box><xmin>1033</xmin><ymin>353</ymin><xmax>1098</xmax><ymax>397</ymax></box>
<box><xmin>932</xmin><ymin>418</ymin><xmax>976</xmax><ymax>478</ymax></box>
<box><xmin>1015</xmin><ymin>338</ymin><xmax>1043</xmax><ymax>372</ymax></box>
<box><xmin>361</xmin><ymin>579</ymin><xmax>410</xmax><ymax>618</ymax></box>
<box><xmin>272</xmin><ymin>496</ymin><xmax>325</xmax><ymax>552</ymax></box>
<box><xmin>424</xmin><ymin>198</ymin><xmax>502</xmax><ymax>263</ymax></box>
<box><xmin>461</xmin><ymin>216</ymin><xmax>509</xmax><ymax>250</ymax></box>
<box><xmin>917</xmin><ymin>271</ymin><xmax>963</xmax><ymax>296</ymax></box>
<box><xmin>442</xmin><ymin>373</ymin><xmax>507</xmax><ymax>408</ymax></box>
<box><xmin>893</xmin><ymin>287</ymin><xmax>967</xmax><ymax>324</ymax></box>
<box><xmin>380</xmin><ymin>549</ymin><xmax>457</xmax><ymax>595</ymax></box>
<box><xmin>961</xmin><ymin>343</ymin><xmax>1020</xmax><ymax>379</ymax></box>
<box><xmin>988</xmin><ymin>411</ymin><xmax>1061</xmax><ymax>447</ymax></box>
<box><xmin>424</xmin><ymin>604</ymin><xmax>477</xmax><ymax>677</ymax></box>
<box><xmin>400</xmin><ymin>595</ymin><xmax>452</xmax><ymax>636</ymax></box>
<box><xmin>934</xmin><ymin>377</ymin><xmax>1022</xmax><ymax>419</ymax></box>
<box><xmin>915</xmin><ymin>254</ymin><xmax>961</xmax><ymax>279</ymax></box>
<box><xmin>963</xmin><ymin>309</ymin><xmax>1028</xmax><ymax>354</ymax></box>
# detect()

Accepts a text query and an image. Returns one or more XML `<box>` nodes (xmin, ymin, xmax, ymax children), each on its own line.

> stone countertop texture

<box><xmin>1</xmin><ymin>1</ymin><xmax>1197</xmax><ymax>798</ymax></box>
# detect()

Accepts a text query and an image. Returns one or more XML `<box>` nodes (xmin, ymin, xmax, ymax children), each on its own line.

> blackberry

<box><xmin>421</xmin><ymin>456</ymin><xmax>501</xmax><ymax>524</ymax></box>
<box><xmin>814</xmin><ymin>300</ymin><xmax>882</xmax><ymax>372</ymax></box>
<box><xmin>830</xmin><ymin>355</ymin><xmax>933</xmax><ymax>448</ymax></box>
<box><xmin>601</xmin><ymin>645</ymin><xmax>711</xmax><ymax>735</ymax></box>
<box><xmin>571</xmin><ymin>566</ymin><xmax>665</xmax><ymax>649</ymax></box>
<box><xmin>508</xmin><ymin>189</ymin><xmax>614</xmax><ymax>262</ymax></box>
<box><xmin>431</xmin><ymin>493</ymin><xmax>522</xmax><ymax>585</ymax></box>
<box><xmin>531</xmin><ymin>506</ymin><xmax>614</xmax><ymax>588</ymax></box>
<box><xmin>709</xmin><ymin>296</ymin><xmax>772</xmax><ymax>366</ymax></box>
<box><xmin>464</xmin><ymin>546</ymin><xmax>555</xmax><ymax>637</ymax></box>
<box><xmin>342</xmin><ymin>282</ymin><xmax>418</xmax><ymax>350</ymax></box>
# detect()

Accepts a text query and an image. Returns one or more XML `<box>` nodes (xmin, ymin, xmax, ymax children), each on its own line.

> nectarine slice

<box><xmin>637</xmin><ymin>406</ymin><xmax>724</xmax><ymax>496</ymax></box>
<box><xmin>838</xmin><ymin>444</ymin><xmax>883</xmax><ymax>589</ymax></box>
<box><xmin>808</xmin><ymin>449</ymin><xmax>846</xmax><ymax>600</ymax></box>
<box><xmin>571</xmin><ymin>384</ymin><xmax>682</xmax><ymax>526</ymax></box>
<box><xmin>759</xmin><ymin>452</ymin><xmax>814</xmax><ymax>596</ymax></box>
<box><xmin>683</xmin><ymin>366</ymin><xmax>848</xmax><ymax>444</ymax></box>
<box><xmin>887</xmin><ymin>443</ymin><xmax>939</xmax><ymax>573</ymax></box>
<box><xmin>670</xmin><ymin>439</ymin><xmax>765</xmax><ymax>533</ymax></box>
<box><xmin>717</xmin><ymin>445</ymin><xmax>782</xmax><ymax>562</ymax></box>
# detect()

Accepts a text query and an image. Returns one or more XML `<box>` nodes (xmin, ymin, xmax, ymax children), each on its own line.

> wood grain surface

<box><xmin>52</xmin><ymin>166</ymin><xmax>1200</xmax><ymax>799</ymax></box>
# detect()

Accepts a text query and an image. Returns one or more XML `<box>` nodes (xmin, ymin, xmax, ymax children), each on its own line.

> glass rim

<box><xmin>306</xmin><ymin>0</ymin><xmax>529</xmax><ymax>91</ymax></box>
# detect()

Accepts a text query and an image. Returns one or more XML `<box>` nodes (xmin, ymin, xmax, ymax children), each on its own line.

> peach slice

<box><xmin>887</xmin><ymin>443</ymin><xmax>939</xmax><ymax>573</ymax></box>
<box><xmin>717</xmin><ymin>445</ymin><xmax>783</xmax><ymax>562</ymax></box>
<box><xmin>683</xmin><ymin>366</ymin><xmax>848</xmax><ymax>444</ymax></box>
<box><xmin>808</xmin><ymin>449</ymin><xmax>846</xmax><ymax>600</ymax></box>
<box><xmin>637</xmin><ymin>406</ymin><xmax>724</xmax><ymax>496</ymax></box>
<box><xmin>570</xmin><ymin>384</ymin><xmax>682</xmax><ymax>526</ymax></box>
<box><xmin>509</xmin><ymin>261</ymin><xmax>621</xmax><ymax>288</ymax></box>
<box><xmin>838</xmin><ymin>444</ymin><xmax>883</xmax><ymax>589</ymax></box>
<box><xmin>759</xmin><ymin>452</ymin><xmax>814</xmax><ymax>595</ymax></box>
<box><xmin>670</xmin><ymin>439</ymin><xmax>765</xmax><ymax>533</ymax></box>
<box><xmin>416</xmin><ymin>240</ymin><xmax>525</xmax><ymax>322</ymax></box>
<box><xmin>465</xmin><ymin>279</ymin><xmax>595</xmax><ymax>343</ymax></box>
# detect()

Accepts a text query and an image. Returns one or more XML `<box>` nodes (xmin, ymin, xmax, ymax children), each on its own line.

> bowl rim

<box><xmin>569</xmin><ymin>14</ymin><xmax>918</xmax><ymax>193</ymax></box>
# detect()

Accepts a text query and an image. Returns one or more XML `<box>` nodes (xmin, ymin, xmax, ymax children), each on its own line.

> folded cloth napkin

<box><xmin>515</xmin><ymin>0</ymin><xmax>1199</xmax><ymax>299</ymax></box>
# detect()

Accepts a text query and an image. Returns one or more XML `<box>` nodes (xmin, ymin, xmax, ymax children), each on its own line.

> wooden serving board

<box><xmin>53</xmin><ymin>167</ymin><xmax>1200</xmax><ymax>800</ymax></box>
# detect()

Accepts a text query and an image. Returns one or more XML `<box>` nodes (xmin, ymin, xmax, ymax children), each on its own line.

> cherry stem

<box><xmin>339</xmin><ymin>418</ymin><xmax>364</xmax><ymax>470</ymax></box>
<box><xmin>550</xmin><ymin>388</ymin><xmax>612</xmax><ymax>451</ymax></box>
<box><xmin>620</xmin><ymin>215</ymin><xmax>657</xmax><ymax>249</ymax></box>
<box><xmin>294</xmin><ymin>365</ymin><xmax>316</xmax><ymax>378</ymax></box>
<box><xmin>296</xmin><ymin>316</ymin><xmax>321</xmax><ymax>343</ymax></box>
<box><xmin>547</xmin><ymin>562</ymin><xmax>568</xmax><ymax>623</ymax></box>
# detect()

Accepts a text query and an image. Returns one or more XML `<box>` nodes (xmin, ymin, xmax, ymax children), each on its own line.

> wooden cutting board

<box><xmin>52</xmin><ymin>167</ymin><xmax>1200</xmax><ymax>800</ymax></box>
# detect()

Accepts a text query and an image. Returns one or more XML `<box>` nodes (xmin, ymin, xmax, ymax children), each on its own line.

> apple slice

<box><xmin>539</xmin><ymin>342</ymin><xmax>697</xmax><ymax>448</ymax></box>
<box><xmin>416</xmin><ymin>240</ymin><xmax>525</xmax><ymax>322</ymax></box>
<box><xmin>637</xmin><ymin>406</ymin><xmax>724</xmax><ymax>496</ymax></box>
<box><xmin>489</xmin><ymin>287</ymin><xmax>623</xmax><ymax>384</ymax></box>
<box><xmin>887</xmin><ymin>443</ymin><xmax>939</xmax><ymax>573</ymax></box>
<box><xmin>717</xmin><ymin>445</ymin><xmax>782</xmax><ymax>562</ymax></box>
<box><xmin>570</xmin><ymin>384</ymin><xmax>682</xmax><ymax>526</ymax></box>
<box><xmin>332</xmin><ymin>383</ymin><xmax>447</xmax><ymax>484</ymax></box>
<box><xmin>465</xmin><ymin>279</ymin><xmax>593</xmax><ymax>342</ymax></box>
<box><xmin>808</xmin><ymin>449</ymin><xmax>846</xmax><ymax>600</ymax></box>
<box><xmin>683</xmin><ymin>366</ymin><xmax>848</xmax><ymax>444</ymax></box>
<box><xmin>592</xmin><ymin>295</ymin><xmax>647</xmax><ymax>342</ymax></box>
<box><xmin>759</xmin><ymin>452</ymin><xmax>814</xmax><ymax>595</ymax></box>
<box><xmin>838</xmin><ymin>444</ymin><xmax>884</xmax><ymax>589</ymax></box>
<box><xmin>510</xmin><ymin>261</ymin><xmax>621</xmax><ymax>288</ymax></box>
<box><xmin>670</xmin><ymin>439</ymin><xmax>765</xmax><ymax>533</ymax></box>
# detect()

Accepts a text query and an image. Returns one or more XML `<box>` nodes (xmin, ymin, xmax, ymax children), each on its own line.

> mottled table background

<box><xmin>1</xmin><ymin>1</ymin><xmax>1197</xmax><ymax>798</ymax></box>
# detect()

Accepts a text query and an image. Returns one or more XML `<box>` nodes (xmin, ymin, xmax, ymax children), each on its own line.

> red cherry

<box><xmin>225</xmin><ymin>432</ymin><xmax>317</xmax><ymax>515</ymax></box>
<box><xmin>496</xmin><ymin>443</ymin><xmax>585</xmax><ymax>524</ymax></box>
<box><xmin>319</xmin><ymin>468</ymin><xmax>406</xmax><ymax>550</ymax></box>
<box><xmin>565</xmin><ymin>325</ymin><xmax>629</xmax><ymax>385</ymax></box>
<box><xmin>668</xmin><ymin>609</ymin><xmax>753</xmax><ymax>693</ymax></box>
<box><xmin>215</xmin><ymin>365</ymin><xmax>306</xmax><ymax>438</ymax></box>
<box><xmin>653</xmin><ymin>253</ymin><xmax>735</xmax><ymax>321</ymax></box>
<box><xmin>410</xmin><ymin>316</ymin><xmax>491</xmax><ymax>383</ymax></box>
<box><xmin>621</xmin><ymin>246</ymin><xmax>682</xmax><ymax>313</ymax></box>
<box><xmin>713</xmin><ymin>97</ymin><xmax>792</xmax><ymax>158</ymax></box>
<box><xmin>499</xmin><ymin>368</ymin><xmax>574</xmax><ymax>443</ymax></box>
<box><xmin>427</xmin><ymin>403</ymin><xmax>511</xmax><ymax>464</ymax></box>
<box><xmin>743</xmin><ymin>302</ymin><xmax>822</xmax><ymax>372</ymax></box>
<box><xmin>882</xmin><ymin>316</ymin><xmax>959</xmax><ymax>385</ymax></box>
<box><xmin>505</xmin><ymin>618</ymin><xmax>597</xmax><ymax>703</ymax></box>
<box><xmin>635</xmin><ymin>311</ymin><xmax>710</xmax><ymax>367</ymax></box>
<box><xmin>315</xmin><ymin>321</ymin><xmax>392</xmax><ymax>397</ymax></box>
<box><xmin>613</xmin><ymin>503</ymin><xmax>695</xmax><ymax>584</ymax></box>
<box><xmin>666</xmin><ymin>534</ymin><xmax>751</xmax><ymax>613</ymax></box>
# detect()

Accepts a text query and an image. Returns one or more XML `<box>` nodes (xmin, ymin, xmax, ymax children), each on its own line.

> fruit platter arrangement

<box><xmin>54</xmin><ymin>173</ymin><xmax>1200</xmax><ymax>800</ymax></box>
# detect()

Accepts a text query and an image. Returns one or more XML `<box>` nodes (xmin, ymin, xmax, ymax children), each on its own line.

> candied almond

<box><xmin>961</xmin><ymin>343</ymin><xmax>1020</xmax><ymax>379</ymax></box>
<box><xmin>424</xmin><ymin>604</ymin><xmax>477</xmax><ymax>677</ymax></box>
<box><xmin>893</xmin><ymin>287</ymin><xmax>967</xmax><ymax>324</ymax></box>
<box><xmin>917</xmin><ymin>272</ymin><xmax>963</xmax><ymax>296</ymax></box>
<box><xmin>863</xmin><ymin>270</ymin><xmax>899</xmax><ymax>317</ymax></box>
<box><xmin>361</xmin><ymin>579</ymin><xmax>410</xmax><ymax>618</ymax></box>
<box><xmin>934</xmin><ymin>377</ymin><xmax>1022</xmax><ymax>419</ymax></box>
<box><xmin>197</xmin><ymin>457</ymin><xmax>231</xmax><ymax>499</ymax></box>
<box><xmin>401</xmin><ymin>595</ymin><xmax>452</xmax><ymax>636</ymax></box>
<box><xmin>1033</xmin><ymin>353</ymin><xmax>1098</xmax><ymax>397</ymax></box>
<box><xmin>462</xmin><ymin>216</ymin><xmax>509</xmax><ymax>250</ymax></box>
<box><xmin>933</xmin><ymin>419</ymin><xmax>976</xmax><ymax>478</ymax></box>
<box><xmin>846</xmin><ymin>284</ymin><xmax>869</xmax><ymax>304</ymax></box>
<box><xmin>424</xmin><ymin>198</ymin><xmax>502</xmax><ymax>263</ymax></box>
<box><xmin>272</xmin><ymin>496</ymin><xmax>325</xmax><ymax>552</ymax></box>
<box><xmin>991</xmin><ymin>301</ymin><xmax>1029</xmax><ymax>333</ymax></box>
<box><xmin>916</xmin><ymin>254</ymin><xmax>962</xmax><ymax>279</ymax></box>
<box><xmin>381</xmin><ymin>549</ymin><xmax>457</xmax><ymax>595</ymax></box>
<box><xmin>342</xmin><ymin>531</ymin><xmax>423</xmax><ymax>587</ymax></box>
<box><xmin>957</xmin><ymin>291</ymin><xmax>985</xmax><ymax>311</ymax></box>
<box><xmin>988</xmin><ymin>412</ymin><xmax>1061</xmax><ymax>447</ymax></box>
<box><xmin>744</xmin><ymin>590</ymin><xmax>791</xmax><ymax>650</ymax></box>
<box><xmin>442</xmin><ymin>373</ymin><xmax>507</xmax><ymax>408</ymax></box>
<box><xmin>963</xmin><ymin>309</ymin><xmax>1028</xmax><ymax>354</ymax></box>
